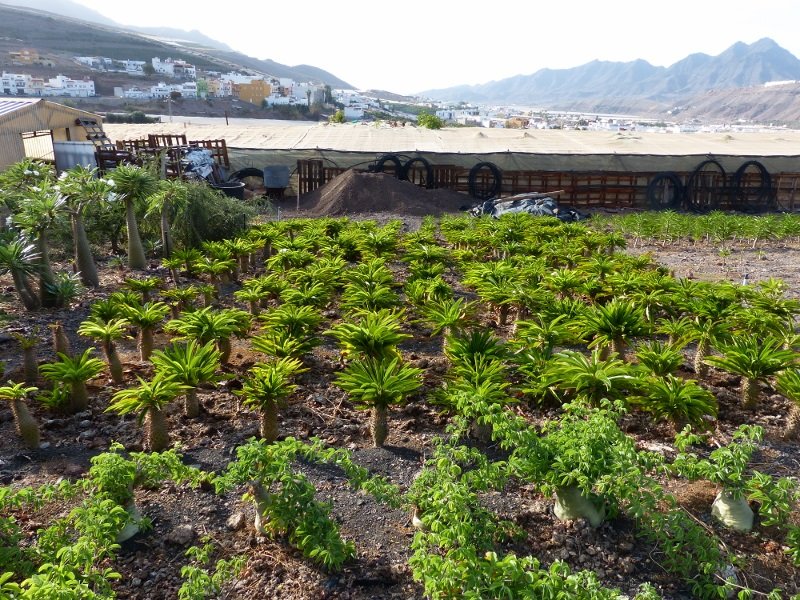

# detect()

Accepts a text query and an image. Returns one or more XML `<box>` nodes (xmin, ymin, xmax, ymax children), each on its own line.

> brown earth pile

<box><xmin>298</xmin><ymin>170</ymin><xmax>470</xmax><ymax>217</ymax></box>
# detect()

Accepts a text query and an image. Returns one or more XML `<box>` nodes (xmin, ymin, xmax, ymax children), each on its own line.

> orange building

<box><xmin>235</xmin><ymin>79</ymin><xmax>271</xmax><ymax>106</ymax></box>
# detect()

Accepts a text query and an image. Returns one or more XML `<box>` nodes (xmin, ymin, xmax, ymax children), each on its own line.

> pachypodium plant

<box><xmin>576</xmin><ymin>298</ymin><xmax>650</xmax><ymax>361</ymax></box>
<box><xmin>49</xmin><ymin>321</ymin><xmax>72</xmax><ymax>357</ymax></box>
<box><xmin>151</xmin><ymin>340</ymin><xmax>222</xmax><ymax>418</ymax></box>
<box><xmin>106</xmin><ymin>375</ymin><xmax>187</xmax><ymax>451</ymax></box>
<box><xmin>334</xmin><ymin>357</ymin><xmax>422</xmax><ymax>447</ymax></box>
<box><xmin>77</xmin><ymin>317</ymin><xmax>131</xmax><ymax>385</ymax></box>
<box><xmin>165</xmin><ymin>307</ymin><xmax>251</xmax><ymax>364</ymax></box>
<box><xmin>0</xmin><ymin>233</ymin><xmax>41</xmax><ymax>310</ymax></box>
<box><xmin>39</xmin><ymin>348</ymin><xmax>105</xmax><ymax>413</ymax></box>
<box><xmin>11</xmin><ymin>330</ymin><xmax>39</xmax><ymax>385</ymax></box>
<box><xmin>544</xmin><ymin>349</ymin><xmax>638</xmax><ymax>407</ymax></box>
<box><xmin>123</xmin><ymin>275</ymin><xmax>162</xmax><ymax>303</ymax></box>
<box><xmin>123</xmin><ymin>301</ymin><xmax>170</xmax><ymax>360</ymax></box>
<box><xmin>58</xmin><ymin>165</ymin><xmax>115</xmax><ymax>287</ymax></box>
<box><xmin>704</xmin><ymin>335</ymin><xmax>797</xmax><ymax>410</ymax></box>
<box><xmin>0</xmin><ymin>381</ymin><xmax>40</xmax><ymax>449</ymax></box>
<box><xmin>325</xmin><ymin>309</ymin><xmax>409</xmax><ymax>362</ymax></box>
<box><xmin>418</xmin><ymin>297</ymin><xmax>477</xmax><ymax>341</ymax></box>
<box><xmin>146</xmin><ymin>178</ymin><xmax>189</xmax><ymax>260</ymax></box>
<box><xmin>776</xmin><ymin>367</ymin><xmax>800</xmax><ymax>440</ymax></box>
<box><xmin>631</xmin><ymin>374</ymin><xmax>717</xmax><ymax>431</ymax></box>
<box><xmin>239</xmin><ymin>356</ymin><xmax>306</xmax><ymax>442</ymax></box>
<box><xmin>634</xmin><ymin>339</ymin><xmax>685</xmax><ymax>377</ymax></box>
<box><xmin>108</xmin><ymin>164</ymin><xmax>159</xmax><ymax>270</ymax></box>
<box><xmin>672</xmin><ymin>424</ymin><xmax>764</xmax><ymax>532</ymax></box>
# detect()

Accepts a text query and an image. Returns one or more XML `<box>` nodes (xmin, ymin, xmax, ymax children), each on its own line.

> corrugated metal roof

<box><xmin>0</xmin><ymin>97</ymin><xmax>40</xmax><ymax>119</ymax></box>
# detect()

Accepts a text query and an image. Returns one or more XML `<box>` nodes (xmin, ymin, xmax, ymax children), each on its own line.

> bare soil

<box><xmin>1</xmin><ymin>217</ymin><xmax>799</xmax><ymax>599</ymax></box>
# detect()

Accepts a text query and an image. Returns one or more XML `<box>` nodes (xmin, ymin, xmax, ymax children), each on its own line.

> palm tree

<box><xmin>77</xmin><ymin>318</ymin><xmax>131</xmax><ymax>384</ymax></box>
<box><xmin>164</xmin><ymin>307</ymin><xmax>250</xmax><ymax>364</ymax></box>
<box><xmin>0</xmin><ymin>381</ymin><xmax>39</xmax><ymax>449</ymax></box>
<box><xmin>0</xmin><ymin>234</ymin><xmax>40</xmax><ymax>310</ymax></box>
<box><xmin>704</xmin><ymin>336</ymin><xmax>797</xmax><ymax>410</ymax></box>
<box><xmin>108</xmin><ymin>164</ymin><xmax>159</xmax><ymax>270</ymax></box>
<box><xmin>39</xmin><ymin>348</ymin><xmax>104</xmax><ymax>413</ymax></box>
<box><xmin>776</xmin><ymin>368</ymin><xmax>800</xmax><ymax>439</ymax></box>
<box><xmin>239</xmin><ymin>357</ymin><xmax>306</xmax><ymax>441</ymax></box>
<box><xmin>58</xmin><ymin>165</ymin><xmax>114</xmax><ymax>287</ymax></box>
<box><xmin>576</xmin><ymin>298</ymin><xmax>650</xmax><ymax>361</ymax></box>
<box><xmin>106</xmin><ymin>375</ymin><xmax>186</xmax><ymax>451</ymax></box>
<box><xmin>151</xmin><ymin>340</ymin><xmax>221</xmax><ymax>418</ymax></box>
<box><xmin>334</xmin><ymin>357</ymin><xmax>422</xmax><ymax>447</ymax></box>
<box><xmin>544</xmin><ymin>349</ymin><xmax>637</xmax><ymax>406</ymax></box>
<box><xmin>123</xmin><ymin>301</ymin><xmax>170</xmax><ymax>360</ymax></box>
<box><xmin>325</xmin><ymin>309</ymin><xmax>409</xmax><ymax>362</ymax></box>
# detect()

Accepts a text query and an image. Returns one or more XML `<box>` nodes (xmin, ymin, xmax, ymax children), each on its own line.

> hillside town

<box><xmin>2</xmin><ymin>48</ymin><xmax>793</xmax><ymax>133</ymax></box>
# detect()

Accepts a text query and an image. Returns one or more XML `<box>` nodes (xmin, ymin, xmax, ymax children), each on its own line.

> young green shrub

<box><xmin>39</xmin><ymin>349</ymin><xmax>104</xmax><ymax>413</ymax></box>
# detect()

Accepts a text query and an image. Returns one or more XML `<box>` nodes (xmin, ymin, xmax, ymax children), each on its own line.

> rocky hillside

<box><xmin>0</xmin><ymin>2</ymin><xmax>352</xmax><ymax>88</ymax></box>
<box><xmin>422</xmin><ymin>38</ymin><xmax>800</xmax><ymax>122</ymax></box>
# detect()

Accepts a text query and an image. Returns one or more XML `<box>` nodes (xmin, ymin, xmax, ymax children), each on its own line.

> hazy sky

<box><xmin>69</xmin><ymin>0</ymin><xmax>800</xmax><ymax>95</ymax></box>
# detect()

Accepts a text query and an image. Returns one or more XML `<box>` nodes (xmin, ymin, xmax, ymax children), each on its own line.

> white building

<box><xmin>44</xmin><ymin>75</ymin><xmax>95</xmax><ymax>97</ymax></box>
<box><xmin>151</xmin><ymin>57</ymin><xmax>196</xmax><ymax>79</ymax></box>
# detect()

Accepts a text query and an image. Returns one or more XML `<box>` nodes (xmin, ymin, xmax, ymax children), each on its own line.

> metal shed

<box><xmin>0</xmin><ymin>97</ymin><xmax>104</xmax><ymax>170</ymax></box>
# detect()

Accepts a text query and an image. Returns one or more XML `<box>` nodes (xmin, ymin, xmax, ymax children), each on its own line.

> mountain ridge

<box><xmin>421</xmin><ymin>38</ymin><xmax>800</xmax><ymax>119</ymax></box>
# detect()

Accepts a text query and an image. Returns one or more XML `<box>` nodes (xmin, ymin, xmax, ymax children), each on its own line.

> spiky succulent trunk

<box><xmin>184</xmin><ymin>388</ymin><xmax>200</xmax><ymax>418</ymax></box>
<box><xmin>239</xmin><ymin>255</ymin><xmax>249</xmax><ymax>274</ymax></box>
<box><xmin>11</xmin><ymin>398</ymin><xmax>39</xmax><ymax>449</ymax></box>
<box><xmin>259</xmin><ymin>400</ymin><xmax>278</xmax><ymax>443</ymax></box>
<box><xmin>22</xmin><ymin>347</ymin><xmax>37</xmax><ymax>385</ymax></box>
<box><xmin>784</xmin><ymin>404</ymin><xmax>800</xmax><ymax>440</ymax></box>
<box><xmin>69</xmin><ymin>381</ymin><xmax>89</xmax><ymax>413</ymax></box>
<box><xmin>160</xmin><ymin>204</ymin><xmax>173</xmax><ymax>260</ymax></box>
<box><xmin>36</xmin><ymin>233</ymin><xmax>58</xmax><ymax>308</ymax></box>
<box><xmin>249</xmin><ymin>480</ymin><xmax>272</xmax><ymax>534</ymax></box>
<box><xmin>371</xmin><ymin>404</ymin><xmax>388</xmax><ymax>447</ymax></box>
<box><xmin>169</xmin><ymin>304</ymin><xmax>181</xmax><ymax>319</ymax></box>
<box><xmin>202</xmin><ymin>289</ymin><xmax>215</xmax><ymax>308</ymax></box>
<box><xmin>104</xmin><ymin>342</ymin><xmax>124</xmax><ymax>385</ymax></box>
<box><xmin>145</xmin><ymin>407</ymin><xmax>169</xmax><ymax>451</ymax></box>
<box><xmin>611</xmin><ymin>336</ymin><xmax>626</xmax><ymax>361</ymax></box>
<box><xmin>51</xmin><ymin>322</ymin><xmax>72</xmax><ymax>357</ymax></box>
<box><xmin>138</xmin><ymin>327</ymin><xmax>154</xmax><ymax>361</ymax></box>
<box><xmin>248</xmin><ymin>301</ymin><xmax>260</xmax><ymax>317</ymax></box>
<box><xmin>741</xmin><ymin>377</ymin><xmax>759</xmax><ymax>410</ymax></box>
<box><xmin>218</xmin><ymin>337</ymin><xmax>232</xmax><ymax>365</ymax></box>
<box><xmin>553</xmin><ymin>486</ymin><xmax>605</xmax><ymax>528</ymax></box>
<box><xmin>497</xmin><ymin>304</ymin><xmax>509</xmax><ymax>327</ymax></box>
<box><xmin>168</xmin><ymin>268</ymin><xmax>180</xmax><ymax>287</ymax></box>
<box><xmin>72</xmin><ymin>213</ymin><xmax>99</xmax><ymax>288</ymax></box>
<box><xmin>694</xmin><ymin>339</ymin><xmax>710</xmax><ymax>377</ymax></box>
<box><xmin>125</xmin><ymin>199</ymin><xmax>147</xmax><ymax>270</ymax></box>
<box><xmin>11</xmin><ymin>270</ymin><xmax>40</xmax><ymax>311</ymax></box>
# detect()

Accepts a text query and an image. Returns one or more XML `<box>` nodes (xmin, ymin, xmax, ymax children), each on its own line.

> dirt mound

<box><xmin>299</xmin><ymin>170</ymin><xmax>469</xmax><ymax>217</ymax></box>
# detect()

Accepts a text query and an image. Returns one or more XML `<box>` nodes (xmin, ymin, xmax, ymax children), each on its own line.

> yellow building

<box><xmin>236</xmin><ymin>79</ymin><xmax>271</xmax><ymax>106</ymax></box>
<box><xmin>9</xmin><ymin>49</ymin><xmax>39</xmax><ymax>65</ymax></box>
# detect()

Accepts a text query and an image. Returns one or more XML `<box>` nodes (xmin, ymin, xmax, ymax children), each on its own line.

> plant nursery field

<box><xmin>1</xmin><ymin>167</ymin><xmax>800</xmax><ymax>600</ymax></box>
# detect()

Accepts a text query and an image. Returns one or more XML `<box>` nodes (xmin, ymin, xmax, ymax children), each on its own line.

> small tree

<box><xmin>151</xmin><ymin>340</ymin><xmax>221</xmax><ymax>418</ymax></box>
<box><xmin>0</xmin><ymin>381</ymin><xmax>39</xmax><ymax>449</ymax></box>
<box><xmin>107</xmin><ymin>376</ymin><xmax>186</xmax><ymax>451</ymax></box>
<box><xmin>704</xmin><ymin>336</ymin><xmax>796</xmax><ymax>410</ymax></box>
<box><xmin>39</xmin><ymin>348</ymin><xmax>104</xmax><ymax>413</ymax></box>
<box><xmin>108</xmin><ymin>165</ymin><xmax>159</xmax><ymax>270</ymax></box>
<box><xmin>329</xmin><ymin>109</ymin><xmax>345</xmax><ymax>124</ymax></box>
<box><xmin>239</xmin><ymin>357</ymin><xmax>306</xmax><ymax>442</ymax></box>
<box><xmin>334</xmin><ymin>357</ymin><xmax>422</xmax><ymax>447</ymax></box>
<box><xmin>77</xmin><ymin>318</ymin><xmax>131</xmax><ymax>385</ymax></box>
<box><xmin>123</xmin><ymin>301</ymin><xmax>170</xmax><ymax>360</ymax></box>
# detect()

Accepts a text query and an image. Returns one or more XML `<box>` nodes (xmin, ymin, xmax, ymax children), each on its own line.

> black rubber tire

<box><xmin>686</xmin><ymin>159</ymin><xmax>726</xmax><ymax>213</ymax></box>
<box><xmin>229</xmin><ymin>167</ymin><xmax>264</xmax><ymax>188</ymax></box>
<box><xmin>468</xmin><ymin>162</ymin><xmax>502</xmax><ymax>200</ymax></box>
<box><xmin>401</xmin><ymin>157</ymin><xmax>435</xmax><ymax>188</ymax></box>
<box><xmin>732</xmin><ymin>160</ymin><xmax>772</xmax><ymax>212</ymax></box>
<box><xmin>646</xmin><ymin>172</ymin><xmax>684</xmax><ymax>210</ymax></box>
<box><xmin>372</xmin><ymin>154</ymin><xmax>403</xmax><ymax>177</ymax></box>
